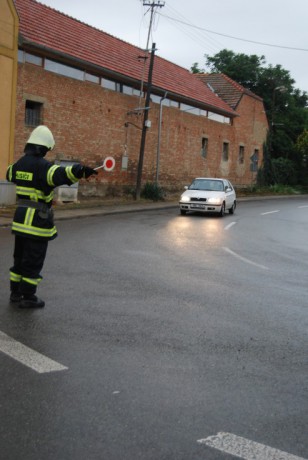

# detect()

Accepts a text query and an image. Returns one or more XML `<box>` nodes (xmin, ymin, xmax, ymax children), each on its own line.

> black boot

<box><xmin>10</xmin><ymin>280</ymin><xmax>22</xmax><ymax>303</ymax></box>
<box><xmin>10</xmin><ymin>292</ymin><xmax>23</xmax><ymax>303</ymax></box>
<box><xmin>19</xmin><ymin>295</ymin><xmax>45</xmax><ymax>309</ymax></box>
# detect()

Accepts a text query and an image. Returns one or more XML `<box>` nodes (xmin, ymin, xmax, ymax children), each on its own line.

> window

<box><xmin>189</xmin><ymin>107</ymin><xmax>200</xmax><ymax>115</ymax></box>
<box><xmin>150</xmin><ymin>94</ymin><xmax>161</xmax><ymax>104</ymax></box>
<box><xmin>132</xmin><ymin>88</ymin><xmax>142</xmax><ymax>96</ymax></box>
<box><xmin>122</xmin><ymin>85</ymin><xmax>133</xmax><ymax>95</ymax></box>
<box><xmin>150</xmin><ymin>95</ymin><xmax>172</xmax><ymax>106</ymax></box>
<box><xmin>102</xmin><ymin>78</ymin><xmax>115</xmax><ymax>90</ymax></box>
<box><xmin>85</xmin><ymin>73</ymin><xmax>100</xmax><ymax>84</ymax></box>
<box><xmin>25</xmin><ymin>53</ymin><xmax>43</xmax><ymax>66</ymax></box>
<box><xmin>25</xmin><ymin>100</ymin><xmax>43</xmax><ymax>126</ymax></box>
<box><xmin>18</xmin><ymin>51</ymin><xmax>43</xmax><ymax>66</ymax></box>
<box><xmin>101</xmin><ymin>78</ymin><xmax>121</xmax><ymax>92</ymax></box>
<box><xmin>122</xmin><ymin>85</ymin><xmax>140</xmax><ymax>96</ymax></box>
<box><xmin>209</xmin><ymin>112</ymin><xmax>224</xmax><ymax>122</ymax></box>
<box><xmin>225</xmin><ymin>180</ymin><xmax>234</xmax><ymax>191</ymax></box>
<box><xmin>250</xmin><ymin>149</ymin><xmax>259</xmax><ymax>171</ymax></box>
<box><xmin>201</xmin><ymin>137</ymin><xmax>208</xmax><ymax>158</ymax></box>
<box><xmin>222</xmin><ymin>142</ymin><xmax>229</xmax><ymax>161</ymax></box>
<box><xmin>180</xmin><ymin>103</ymin><xmax>201</xmax><ymax>115</ymax></box>
<box><xmin>45</xmin><ymin>59</ymin><xmax>84</xmax><ymax>80</ymax></box>
<box><xmin>239</xmin><ymin>145</ymin><xmax>245</xmax><ymax>164</ymax></box>
<box><xmin>18</xmin><ymin>50</ymin><xmax>24</xmax><ymax>63</ymax></box>
<box><xmin>169</xmin><ymin>100</ymin><xmax>179</xmax><ymax>108</ymax></box>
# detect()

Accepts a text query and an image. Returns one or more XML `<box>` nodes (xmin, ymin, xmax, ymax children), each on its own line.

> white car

<box><xmin>179</xmin><ymin>177</ymin><xmax>236</xmax><ymax>216</ymax></box>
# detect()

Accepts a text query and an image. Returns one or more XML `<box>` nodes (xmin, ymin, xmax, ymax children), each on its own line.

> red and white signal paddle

<box><xmin>94</xmin><ymin>157</ymin><xmax>116</xmax><ymax>172</ymax></box>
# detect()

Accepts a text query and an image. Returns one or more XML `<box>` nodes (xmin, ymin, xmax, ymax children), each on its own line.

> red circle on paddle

<box><xmin>104</xmin><ymin>157</ymin><xmax>115</xmax><ymax>171</ymax></box>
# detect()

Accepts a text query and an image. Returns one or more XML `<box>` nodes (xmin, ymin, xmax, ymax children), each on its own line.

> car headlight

<box><xmin>180</xmin><ymin>195</ymin><xmax>190</xmax><ymax>202</ymax></box>
<box><xmin>207</xmin><ymin>197</ymin><xmax>222</xmax><ymax>205</ymax></box>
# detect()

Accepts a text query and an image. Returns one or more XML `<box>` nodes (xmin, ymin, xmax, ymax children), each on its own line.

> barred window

<box><xmin>239</xmin><ymin>145</ymin><xmax>245</xmax><ymax>164</ymax></box>
<box><xmin>25</xmin><ymin>100</ymin><xmax>42</xmax><ymax>126</ymax></box>
<box><xmin>250</xmin><ymin>149</ymin><xmax>259</xmax><ymax>172</ymax></box>
<box><xmin>222</xmin><ymin>142</ymin><xmax>229</xmax><ymax>161</ymax></box>
<box><xmin>201</xmin><ymin>137</ymin><xmax>208</xmax><ymax>158</ymax></box>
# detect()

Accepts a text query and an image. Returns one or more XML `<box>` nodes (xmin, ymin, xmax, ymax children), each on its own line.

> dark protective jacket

<box><xmin>6</xmin><ymin>152</ymin><xmax>83</xmax><ymax>241</ymax></box>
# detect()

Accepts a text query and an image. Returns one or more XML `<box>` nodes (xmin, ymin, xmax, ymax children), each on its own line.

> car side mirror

<box><xmin>184</xmin><ymin>186</ymin><xmax>188</xmax><ymax>190</ymax></box>
<box><xmin>225</xmin><ymin>186</ymin><xmax>228</xmax><ymax>191</ymax></box>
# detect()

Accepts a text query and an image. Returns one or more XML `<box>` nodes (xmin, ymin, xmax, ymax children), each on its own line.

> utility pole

<box><xmin>138</xmin><ymin>1</ymin><xmax>165</xmax><ymax>107</ymax></box>
<box><xmin>135</xmin><ymin>1</ymin><xmax>165</xmax><ymax>200</ymax></box>
<box><xmin>135</xmin><ymin>42</ymin><xmax>156</xmax><ymax>200</ymax></box>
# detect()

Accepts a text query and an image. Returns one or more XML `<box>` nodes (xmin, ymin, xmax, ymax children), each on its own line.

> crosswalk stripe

<box><xmin>197</xmin><ymin>432</ymin><xmax>307</xmax><ymax>460</ymax></box>
<box><xmin>0</xmin><ymin>331</ymin><xmax>68</xmax><ymax>374</ymax></box>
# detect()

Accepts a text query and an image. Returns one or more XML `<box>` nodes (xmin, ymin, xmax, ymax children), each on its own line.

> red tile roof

<box><xmin>195</xmin><ymin>73</ymin><xmax>263</xmax><ymax>109</ymax></box>
<box><xmin>14</xmin><ymin>0</ymin><xmax>236</xmax><ymax>117</ymax></box>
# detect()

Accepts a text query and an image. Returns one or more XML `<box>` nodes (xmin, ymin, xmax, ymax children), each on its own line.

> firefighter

<box><xmin>6</xmin><ymin>125</ymin><xmax>98</xmax><ymax>308</ymax></box>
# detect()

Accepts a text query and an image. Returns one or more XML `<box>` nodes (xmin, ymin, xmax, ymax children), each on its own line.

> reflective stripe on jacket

<box><xmin>6</xmin><ymin>154</ymin><xmax>81</xmax><ymax>241</ymax></box>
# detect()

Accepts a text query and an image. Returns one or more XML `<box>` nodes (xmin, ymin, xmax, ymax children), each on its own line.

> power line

<box><xmin>163</xmin><ymin>16</ymin><xmax>219</xmax><ymax>55</ymax></box>
<box><xmin>157</xmin><ymin>12</ymin><xmax>308</xmax><ymax>52</ymax></box>
<box><xmin>164</xmin><ymin>4</ymin><xmax>224</xmax><ymax>51</ymax></box>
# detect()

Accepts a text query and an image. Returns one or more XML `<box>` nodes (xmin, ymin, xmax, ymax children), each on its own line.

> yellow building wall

<box><xmin>0</xmin><ymin>0</ymin><xmax>18</xmax><ymax>179</ymax></box>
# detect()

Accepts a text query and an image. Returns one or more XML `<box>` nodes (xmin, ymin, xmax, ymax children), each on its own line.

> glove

<box><xmin>81</xmin><ymin>166</ymin><xmax>98</xmax><ymax>179</ymax></box>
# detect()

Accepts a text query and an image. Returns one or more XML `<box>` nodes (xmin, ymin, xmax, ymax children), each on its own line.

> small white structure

<box><xmin>0</xmin><ymin>181</ymin><xmax>16</xmax><ymax>206</ymax></box>
<box><xmin>54</xmin><ymin>160</ymin><xmax>79</xmax><ymax>203</ymax></box>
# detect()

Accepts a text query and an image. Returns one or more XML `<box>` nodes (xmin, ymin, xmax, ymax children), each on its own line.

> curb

<box><xmin>0</xmin><ymin>201</ymin><xmax>178</xmax><ymax>227</ymax></box>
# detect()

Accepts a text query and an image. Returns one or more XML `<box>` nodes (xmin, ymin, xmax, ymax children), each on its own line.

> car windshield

<box><xmin>189</xmin><ymin>179</ymin><xmax>224</xmax><ymax>191</ymax></box>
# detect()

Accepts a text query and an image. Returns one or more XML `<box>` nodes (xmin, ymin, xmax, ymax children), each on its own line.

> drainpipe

<box><xmin>155</xmin><ymin>91</ymin><xmax>168</xmax><ymax>184</ymax></box>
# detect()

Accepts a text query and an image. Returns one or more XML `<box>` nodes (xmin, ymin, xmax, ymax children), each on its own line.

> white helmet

<box><xmin>27</xmin><ymin>125</ymin><xmax>55</xmax><ymax>150</ymax></box>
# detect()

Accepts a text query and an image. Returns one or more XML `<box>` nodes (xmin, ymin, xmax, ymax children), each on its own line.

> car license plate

<box><xmin>191</xmin><ymin>204</ymin><xmax>205</xmax><ymax>209</ymax></box>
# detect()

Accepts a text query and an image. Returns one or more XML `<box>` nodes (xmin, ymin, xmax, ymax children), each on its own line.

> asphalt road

<box><xmin>0</xmin><ymin>197</ymin><xmax>307</xmax><ymax>460</ymax></box>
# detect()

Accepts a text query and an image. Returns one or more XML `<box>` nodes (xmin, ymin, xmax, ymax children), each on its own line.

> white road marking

<box><xmin>261</xmin><ymin>210</ymin><xmax>280</xmax><ymax>215</ymax></box>
<box><xmin>223</xmin><ymin>247</ymin><xmax>269</xmax><ymax>270</ymax></box>
<box><xmin>298</xmin><ymin>205</ymin><xmax>308</xmax><ymax>208</ymax></box>
<box><xmin>0</xmin><ymin>331</ymin><xmax>68</xmax><ymax>374</ymax></box>
<box><xmin>224</xmin><ymin>221</ymin><xmax>237</xmax><ymax>230</ymax></box>
<box><xmin>197</xmin><ymin>432</ymin><xmax>307</xmax><ymax>460</ymax></box>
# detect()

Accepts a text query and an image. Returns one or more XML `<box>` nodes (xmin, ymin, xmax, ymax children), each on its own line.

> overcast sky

<box><xmin>40</xmin><ymin>0</ymin><xmax>308</xmax><ymax>93</ymax></box>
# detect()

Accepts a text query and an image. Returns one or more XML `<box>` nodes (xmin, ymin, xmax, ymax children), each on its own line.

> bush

<box><xmin>141</xmin><ymin>182</ymin><xmax>166</xmax><ymax>201</ymax></box>
<box><xmin>267</xmin><ymin>184</ymin><xmax>298</xmax><ymax>194</ymax></box>
<box><xmin>258</xmin><ymin>156</ymin><xmax>298</xmax><ymax>186</ymax></box>
<box><xmin>272</xmin><ymin>157</ymin><xmax>298</xmax><ymax>185</ymax></box>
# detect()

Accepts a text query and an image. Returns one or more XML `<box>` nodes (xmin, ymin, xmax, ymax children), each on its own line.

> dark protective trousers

<box><xmin>10</xmin><ymin>235</ymin><xmax>48</xmax><ymax>297</ymax></box>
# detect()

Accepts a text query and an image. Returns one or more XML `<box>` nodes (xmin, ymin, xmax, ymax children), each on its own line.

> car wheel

<box><xmin>180</xmin><ymin>209</ymin><xmax>187</xmax><ymax>215</ymax></box>
<box><xmin>219</xmin><ymin>202</ymin><xmax>225</xmax><ymax>217</ymax></box>
<box><xmin>229</xmin><ymin>201</ymin><xmax>236</xmax><ymax>214</ymax></box>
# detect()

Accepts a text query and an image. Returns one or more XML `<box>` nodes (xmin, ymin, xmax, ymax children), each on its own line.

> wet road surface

<box><xmin>0</xmin><ymin>197</ymin><xmax>307</xmax><ymax>459</ymax></box>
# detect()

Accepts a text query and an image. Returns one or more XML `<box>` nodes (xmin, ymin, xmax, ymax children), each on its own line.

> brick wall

<box><xmin>15</xmin><ymin>63</ymin><xmax>268</xmax><ymax>196</ymax></box>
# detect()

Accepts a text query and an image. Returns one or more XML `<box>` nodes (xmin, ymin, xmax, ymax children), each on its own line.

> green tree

<box><xmin>204</xmin><ymin>49</ymin><xmax>266</xmax><ymax>91</ymax></box>
<box><xmin>296</xmin><ymin>129</ymin><xmax>308</xmax><ymax>155</ymax></box>
<box><xmin>190</xmin><ymin>62</ymin><xmax>204</xmax><ymax>74</ymax></box>
<box><xmin>196</xmin><ymin>49</ymin><xmax>308</xmax><ymax>185</ymax></box>
<box><xmin>295</xmin><ymin>130</ymin><xmax>308</xmax><ymax>184</ymax></box>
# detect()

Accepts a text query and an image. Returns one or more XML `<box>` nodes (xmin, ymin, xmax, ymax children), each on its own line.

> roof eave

<box><xmin>19</xmin><ymin>36</ymin><xmax>138</xmax><ymax>83</ymax></box>
<box><xmin>19</xmin><ymin>35</ymin><xmax>237</xmax><ymax>118</ymax></box>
